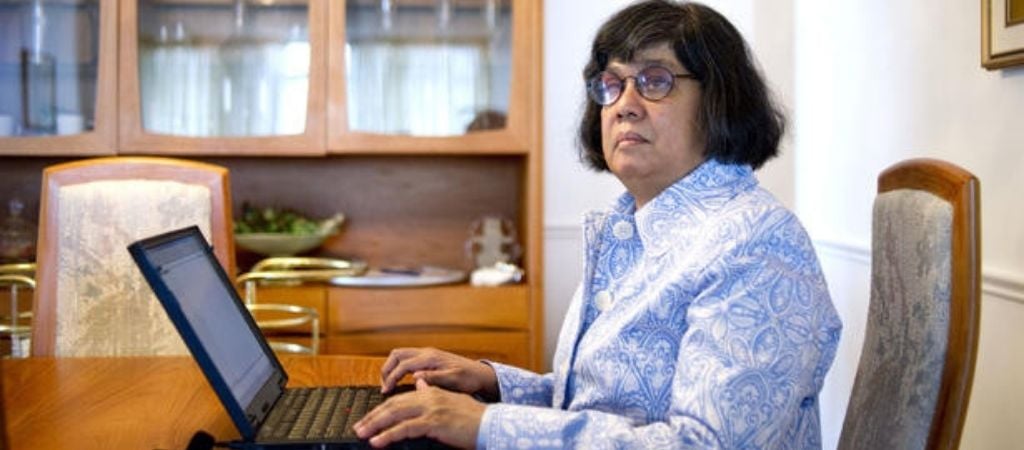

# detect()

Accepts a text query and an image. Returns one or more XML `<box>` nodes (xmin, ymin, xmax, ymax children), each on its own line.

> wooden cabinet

<box><xmin>326</xmin><ymin>0</ymin><xmax>539</xmax><ymax>155</ymax></box>
<box><xmin>253</xmin><ymin>284</ymin><xmax>534</xmax><ymax>367</ymax></box>
<box><xmin>118</xmin><ymin>0</ymin><xmax>326</xmax><ymax>155</ymax></box>
<box><xmin>1</xmin><ymin>0</ymin><xmax>541</xmax><ymax>155</ymax></box>
<box><xmin>328</xmin><ymin>331</ymin><xmax>530</xmax><ymax>367</ymax></box>
<box><xmin>0</xmin><ymin>0</ymin><xmax>117</xmax><ymax>156</ymax></box>
<box><xmin>0</xmin><ymin>0</ymin><xmax>544</xmax><ymax>371</ymax></box>
<box><xmin>115</xmin><ymin>0</ymin><xmax>540</xmax><ymax>157</ymax></box>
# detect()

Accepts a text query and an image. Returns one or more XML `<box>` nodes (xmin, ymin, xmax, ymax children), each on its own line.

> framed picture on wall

<box><xmin>982</xmin><ymin>0</ymin><xmax>1024</xmax><ymax>69</ymax></box>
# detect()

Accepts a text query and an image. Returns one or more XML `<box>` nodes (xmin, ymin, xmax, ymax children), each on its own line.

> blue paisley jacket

<box><xmin>476</xmin><ymin>160</ymin><xmax>842</xmax><ymax>449</ymax></box>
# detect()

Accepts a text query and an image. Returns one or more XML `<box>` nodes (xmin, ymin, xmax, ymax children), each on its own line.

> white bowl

<box><xmin>235</xmin><ymin>213</ymin><xmax>345</xmax><ymax>256</ymax></box>
<box><xmin>234</xmin><ymin>232</ymin><xmax>331</xmax><ymax>256</ymax></box>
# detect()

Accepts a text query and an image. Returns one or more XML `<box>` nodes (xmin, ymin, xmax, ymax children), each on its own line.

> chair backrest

<box><xmin>838</xmin><ymin>158</ymin><xmax>980</xmax><ymax>450</ymax></box>
<box><xmin>31</xmin><ymin>157</ymin><xmax>234</xmax><ymax>357</ymax></box>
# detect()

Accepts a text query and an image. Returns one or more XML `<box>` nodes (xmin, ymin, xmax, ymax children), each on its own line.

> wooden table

<box><xmin>1</xmin><ymin>355</ymin><xmax>386</xmax><ymax>450</ymax></box>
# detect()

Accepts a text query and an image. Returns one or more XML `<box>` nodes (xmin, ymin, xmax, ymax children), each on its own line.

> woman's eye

<box><xmin>644</xmin><ymin>74</ymin><xmax>671</xmax><ymax>89</ymax></box>
<box><xmin>601</xmin><ymin>75</ymin><xmax>623</xmax><ymax>90</ymax></box>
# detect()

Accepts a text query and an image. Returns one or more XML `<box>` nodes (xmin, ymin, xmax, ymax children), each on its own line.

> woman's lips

<box><xmin>616</xmin><ymin>131</ymin><xmax>649</xmax><ymax>148</ymax></box>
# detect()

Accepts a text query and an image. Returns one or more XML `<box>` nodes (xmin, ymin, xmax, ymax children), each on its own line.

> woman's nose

<box><xmin>614</xmin><ymin>79</ymin><xmax>645</xmax><ymax>120</ymax></box>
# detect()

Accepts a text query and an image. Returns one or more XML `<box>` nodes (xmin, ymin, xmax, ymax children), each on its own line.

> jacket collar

<box><xmin>584</xmin><ymin>159</ymin><xmax>758</xmax><ymax>256</ymax></box>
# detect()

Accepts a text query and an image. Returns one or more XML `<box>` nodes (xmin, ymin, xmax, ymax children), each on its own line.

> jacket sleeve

<box><xmin>487</xmin><ymin>361</ymin><xmax>555</xmax><ymax>406</ymax></box>
<box><xmin>476</xmin><ymin>211</ymin><xmax>842</xmax><ymax>449</ymax></box>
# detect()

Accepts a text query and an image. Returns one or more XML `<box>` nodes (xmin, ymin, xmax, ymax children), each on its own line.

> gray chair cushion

<box><xmin>838</xmin><ymin>188</ymin><xmax>952</xmax><ymax>450</ymax></box>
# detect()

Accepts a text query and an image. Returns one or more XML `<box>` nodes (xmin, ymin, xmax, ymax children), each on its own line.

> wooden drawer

<box><xmin>327</xmin><ymin>285</ymin><xmax>529</xmax><ymax>333</ymax></box>
<box><xmin>324</xmin><ymin>330</ymin><xmax>530</xmax><ymax>367</ymax></box>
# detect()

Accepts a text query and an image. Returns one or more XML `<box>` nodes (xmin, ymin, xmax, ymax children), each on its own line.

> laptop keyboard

<box><xmin>258</xmin><ymin>386</ymin><xmax>384</xmax><ymax>441</ymax></box>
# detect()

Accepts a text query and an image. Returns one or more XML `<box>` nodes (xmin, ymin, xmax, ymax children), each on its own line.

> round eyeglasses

<box><xmin>586</xmin><ymin>66</ymin><xmax>697</xmax><ymax>106</ymax></box>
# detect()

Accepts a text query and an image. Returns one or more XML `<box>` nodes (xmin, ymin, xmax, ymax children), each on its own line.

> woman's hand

<box><xmin>354</xmin><ymin>378</ymin><xmax>486</xmax><ymax>449</ymax></box>
<box><xmin>379</xmin><ymin>347</ymin><xmax>499</xmax><ymax>401</ymax></box>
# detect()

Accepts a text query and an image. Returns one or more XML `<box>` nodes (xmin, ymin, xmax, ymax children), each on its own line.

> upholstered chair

<box><xmin>838</xmin><ymin>158</ymin><xmax>981</xmax><ymax>450</ymax></box>
<box><xmin>31</xmin><ymin>157</ymin><xmax>233</xmax><ymax>357</ymax></box>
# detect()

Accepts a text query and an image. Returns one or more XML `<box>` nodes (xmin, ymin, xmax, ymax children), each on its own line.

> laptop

<box><xmin>128</xmin><ymin>226</ymin><xmax>443</xmax><ymax>450</ymax></box>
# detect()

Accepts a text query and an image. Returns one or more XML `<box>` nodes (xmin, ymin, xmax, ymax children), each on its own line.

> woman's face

<box><xmin>600</xmin><ymin>42</ymin><xmax>706</xmax><ymax>209</ymax></box>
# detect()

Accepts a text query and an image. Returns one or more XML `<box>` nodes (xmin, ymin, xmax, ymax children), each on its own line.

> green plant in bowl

<box><xmin>234</xmin><ymin>203</ymin><xmax>344</xmax><ymax>256</ymax></box>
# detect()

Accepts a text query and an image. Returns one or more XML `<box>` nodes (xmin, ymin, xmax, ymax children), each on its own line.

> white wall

<box><xmin>794</xmin><ymin>0</ymin><xmax>1024</xmax><ymax>448</ymax></box>
<box><xmin>542</xmin><ymin>0</ymin><xmax>635</xmax><ymax>368</ymax></box>
<box><xmin>545</xmin><ymin>0</ymin><xmax>1024</xmax><ymax>449</ymax></box>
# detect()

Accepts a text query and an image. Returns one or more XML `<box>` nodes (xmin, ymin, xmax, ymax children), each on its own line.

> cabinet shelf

<box><xmin>0</xmin><ymin>62</ymin><xmax>99</xmax><ymax>73</ymax></box>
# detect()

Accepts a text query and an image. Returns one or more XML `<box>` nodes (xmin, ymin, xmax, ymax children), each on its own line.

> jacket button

<box><xmin>612</xmin><ymin>221</ymin><xmax>634</xmax><ymax>240</ymax></box>
<box><xmin>594</xmin><ymin>290</ymin><xmax>613</xmax><ymax>311</ymax></box>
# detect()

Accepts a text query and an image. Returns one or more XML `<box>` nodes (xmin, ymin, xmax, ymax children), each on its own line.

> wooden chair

<box><xmin>31</xmin><ymin>157</ymin><xmax>234</xmax><ymax>357</ymax></box>
<box><xmin>838</xmin><ymin>158</ymin><xmax>981</xmax><ymax>450</ymax></box>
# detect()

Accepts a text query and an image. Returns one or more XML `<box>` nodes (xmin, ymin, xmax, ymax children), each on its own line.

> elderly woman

<box><xmin>354</xmin><ymin>1</ymin><xmax>842</xmax><ymax>448</ymax></box>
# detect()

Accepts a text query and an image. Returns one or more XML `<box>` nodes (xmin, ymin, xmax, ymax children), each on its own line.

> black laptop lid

<box><xmin>128</xmin><ymin>226</ymin><xmax>286</xmax><ymax>440</ymax></box>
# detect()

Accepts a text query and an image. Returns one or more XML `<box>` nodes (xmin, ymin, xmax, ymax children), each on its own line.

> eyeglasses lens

<box><xmin>637</xmin><ymin>67</ymin><xmax>674</xmax><ymax>100</ymax></box>
<box><xmin>587</xmin><ymin>66</ymin><xmax>677</xmax><ymax>106</ymax></box>
<box><xmin>587</xmin><ymin>72</ymin><xmax>622</xmax><ymax>106</ymax></box>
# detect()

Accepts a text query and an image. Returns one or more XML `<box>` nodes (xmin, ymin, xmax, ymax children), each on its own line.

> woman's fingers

<box><xmin>354</xmin><ymin>383</ymin><xmax>485</xmax><ymax>450</ymax></box>
<box><xmin>378</xmin><ymin>348</ymin><xmax>406</xmax><ymax>382</ymax></box>
<box><xmin>354</xmin><ymin>391</ymin><xmax>423</xmax><ymax>439</ymax></box>
<box><xmin>378</xmin><ymin>347</ymin><xmax>497</xmax><ymax>398</ymax></box>
<box><xmin>413</xmin><ymin>368</ymin><xmax>455</xmax><ymax>388</ymax></box>
<box><xmin>379</xmin><ymin>349</ymin><xmax>405</xmax><ymax>393</ymax></box>
<box><xmin>367</xmin><ymin>416</ymin><xmax>434</xmax><ymax>448</ymax></box>
<box><xmin>380</xmin><ymin>348</ymin><xmax>434</xmax><ymax>393</ymax></box>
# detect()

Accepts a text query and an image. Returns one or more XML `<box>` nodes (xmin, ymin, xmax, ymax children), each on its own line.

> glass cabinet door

<box><xmin>0</xmin><ymin>0</ymin><xmax>116</xmax><ymax>155</ymax></box>
<box><xmin>328</xmin><ymin>0</ymin><xmax>537</xmax><ymax>153</ymax></box>
<box><xmin>345</xmin><ymin>0</ymin><xmax>510</xmax><ymax>136</ymax></box>
<box><xmin>120</xmin><ymin>0</ymin><xmax>326</xmax><ymax>155</ymax></box>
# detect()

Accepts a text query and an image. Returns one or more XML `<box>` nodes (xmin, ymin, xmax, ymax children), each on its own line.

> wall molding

<box><xmin>545</xmin><ymin>223</ymin><xmax>580</xmax><ymax>241</ymax></box>
<box><xmin>545</xmin><ymin>227</ymin><xmax>1024</xmax><ymax>306</ymax></box>
<box><xmin>814</xmin><ymin>239</ymin><xmax>1024</xmax><ymax>306</ymax></box>
<box><xmin>813</xmin><ymin>238</ymin><xmax>871</xmax><ymax>266</ymax></box>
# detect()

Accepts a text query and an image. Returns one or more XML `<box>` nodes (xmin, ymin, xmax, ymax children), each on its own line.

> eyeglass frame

<box><xmin>586</xmin><ymin>65</ymin><xmax>698</xmax><ymax>106</ymax></box>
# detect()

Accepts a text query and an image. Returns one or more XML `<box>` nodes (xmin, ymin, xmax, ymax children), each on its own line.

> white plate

<box><xmin>326</xmin><ymin>266</ymin><xmax>466</xmax><ymax>288</ymax></box>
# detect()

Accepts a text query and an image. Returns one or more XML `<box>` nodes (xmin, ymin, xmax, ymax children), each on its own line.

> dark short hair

<box><xmin>577</xmin><ymin>0</ymin><xmax>785</xmax><ymax>171</ymax></box>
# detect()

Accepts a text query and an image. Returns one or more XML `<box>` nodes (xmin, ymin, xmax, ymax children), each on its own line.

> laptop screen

<box><xmin>129</xmin><ymin>226</ymin><xmax>285</xmax><ymax>437</ymax></box>
<box><xmin>158</xmin><ymin>243</ymin><xmax>272</xmax><ymax>407</ymax></box>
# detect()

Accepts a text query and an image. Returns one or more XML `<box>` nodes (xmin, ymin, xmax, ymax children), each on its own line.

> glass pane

<box><xmin>0</xmin><ymin>0</ymin><xmax>100</xmax><ymax>137</ymax></box>
<box><xmin>137</xmin><ymin>0</ymin><xmax>309</xmax><ymax>137</ymax></box>
<box><xmin>345</xmin><ymin>0</ymin><xmax>512</xmax><ymax>137</ymax></box>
